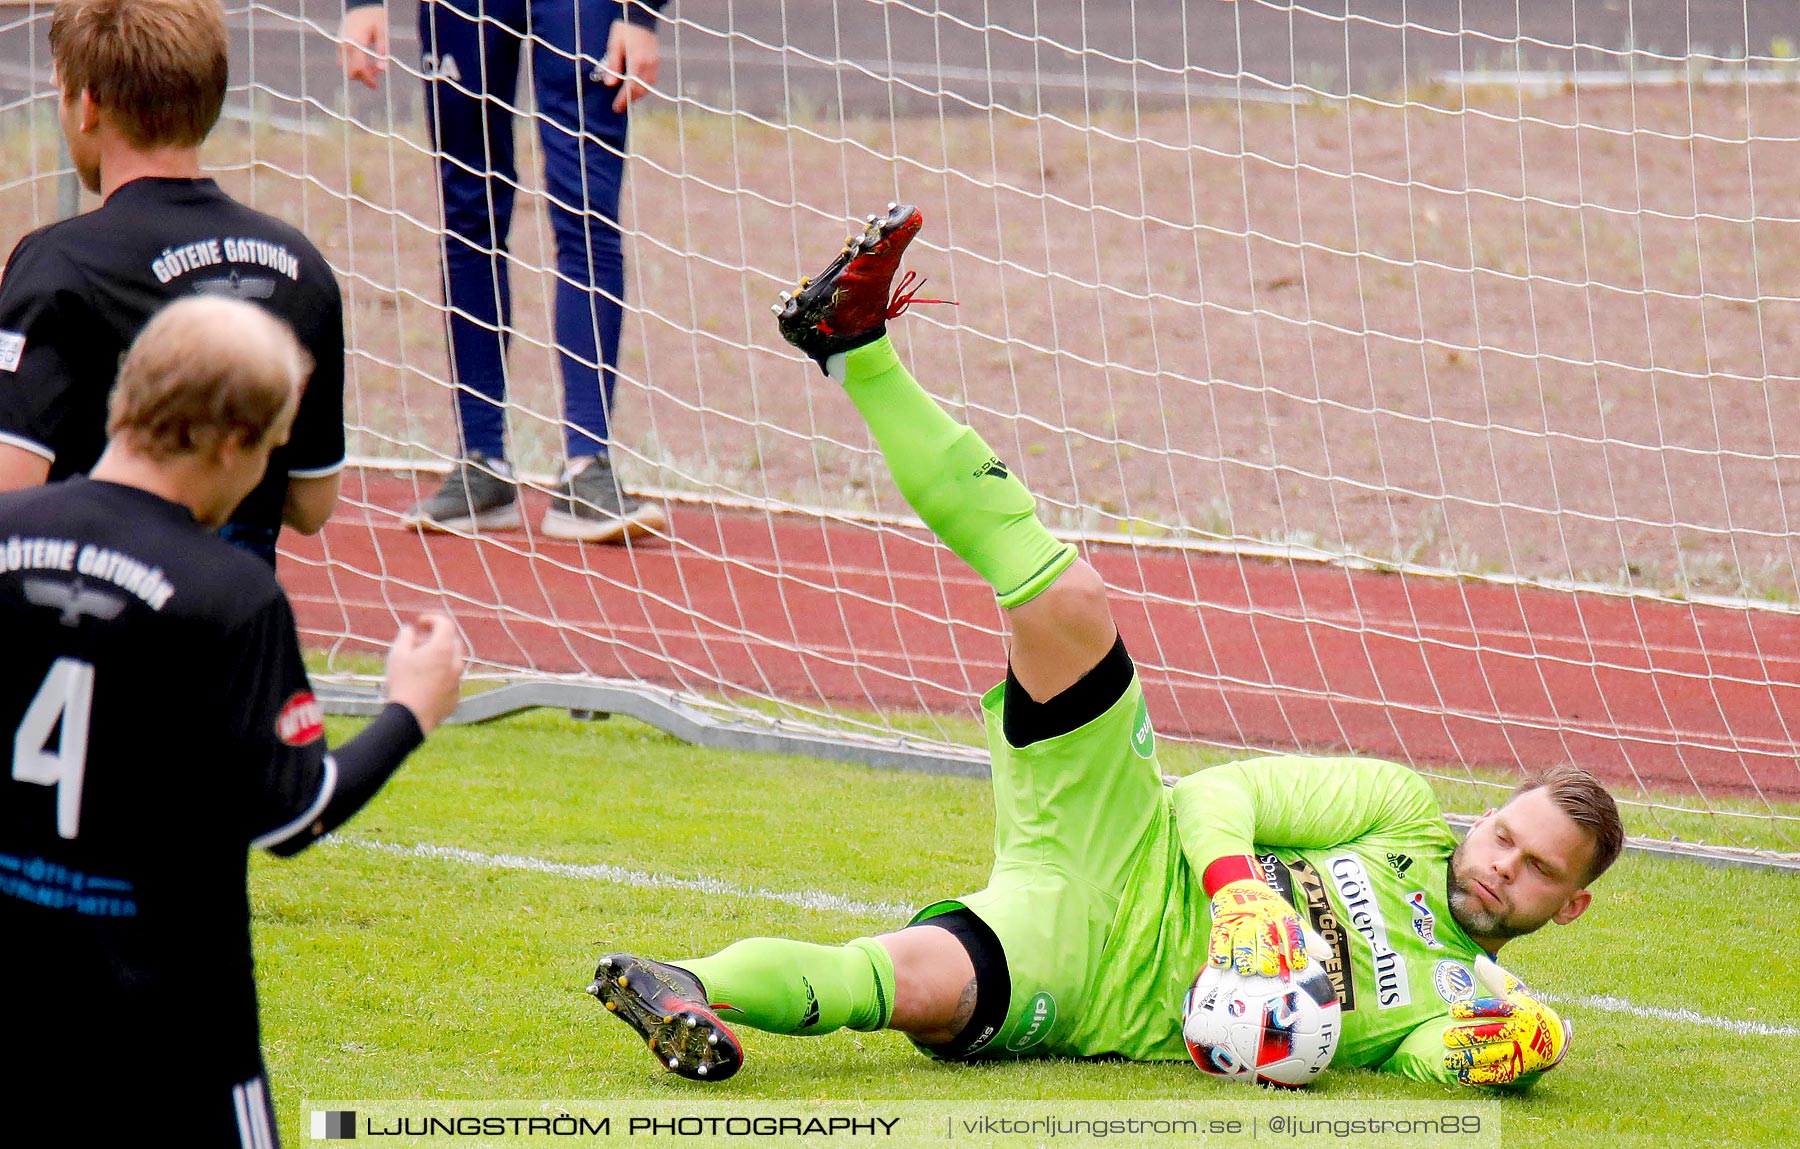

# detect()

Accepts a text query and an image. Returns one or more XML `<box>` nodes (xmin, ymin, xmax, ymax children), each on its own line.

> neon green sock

<box><xmin>678</xmin><ymin>937</ymin><xmax>896</xmax><ymax>1036</ymax></box>
<box><xmin>831</xmin><ymin>336</ymin><xmax>1076</xmax><ymax>608</ymax></box>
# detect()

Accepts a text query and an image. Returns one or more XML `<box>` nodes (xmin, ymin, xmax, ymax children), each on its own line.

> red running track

<box><xmin>281</xmin><ymin>470</ymin><xmax>1800</xmax><ymax>802</ymax></box>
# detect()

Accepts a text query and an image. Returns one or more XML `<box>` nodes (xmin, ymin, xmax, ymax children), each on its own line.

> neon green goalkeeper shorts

<box><xmin>909</xmin><ymin>671</ymin><xmax>1166</xmax><ymax>1059</ymax></box>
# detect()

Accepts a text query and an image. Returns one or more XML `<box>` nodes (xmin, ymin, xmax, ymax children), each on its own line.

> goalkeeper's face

<box><xmin>1447</xmin><ymin>788</ymin><xmax>1595</xmax><ymax>946</ymax></box>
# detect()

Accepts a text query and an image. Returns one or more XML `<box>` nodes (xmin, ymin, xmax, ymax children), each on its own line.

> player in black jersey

<box><xmin>0</xmin><ymin>297</ymin><xmax>465</xmax><ymax>1146</ymax></box>
<box><xmin>0</xmin><ymin>0</ymin><xmax>345</xmax><ymax>565</ymax></box>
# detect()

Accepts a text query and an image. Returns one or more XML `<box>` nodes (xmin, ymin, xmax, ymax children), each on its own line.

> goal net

<box><xmin>3</xmin><ymin>0</ymin><xmax>1797</xmax><ymax>861</ymax></box>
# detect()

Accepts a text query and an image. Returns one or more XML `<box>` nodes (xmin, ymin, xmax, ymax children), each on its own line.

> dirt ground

<box><xmin>8</xmin><ymin>82</ymin><xmax>1800</xmax><ymax>600</ymax></box>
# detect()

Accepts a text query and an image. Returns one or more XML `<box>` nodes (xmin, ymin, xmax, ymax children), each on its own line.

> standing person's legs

<box><xmin>528</xmin><ymin>0</ymin><xmax>627</xmax><ymax>462</ymax></box>
<box><xmin>527</xmin><ymin>0</ymin><xmax>666</xmax><ymax>541</ymax></box>
<box><xmin>420</xmin><ymin>0</ymin><xmax>525</xmax><ymax>461</ymax></box>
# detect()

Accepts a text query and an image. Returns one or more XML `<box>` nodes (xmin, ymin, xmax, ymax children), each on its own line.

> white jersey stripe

<box><xmin>248</xmin><ymin>1076</ymin><xmax>274</xmax><ymax>1149</ymax></box>
<box><xmin>286</xmin><ymin>458</ymin><xmax>346</xmax><ymax>479</ymax></box>
<box><xmin>0</xmin><ymin>430</ymin><xmax>55</xmax><ymax>462</ymax></box>
<box><xmin>233</xmin><ymin>1082</ymin><xmax>255</xmax><ymax>1149</ymax></box>
<box><xmin>252</xmin><ymin>754</ymin><xmax>338</xmax><ymax>852</ymax></box>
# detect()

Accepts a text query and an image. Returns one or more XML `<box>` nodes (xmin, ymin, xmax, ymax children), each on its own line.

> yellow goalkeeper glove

<box><xmin>1206</xmin><ymin>876</ymin><xmax>1309</xmax><ymax>979</ymax></box>
<box><xmin>1442</xmin><ymin>956</ymin><xmax>1572</xmax><ymax>1087</ymax></box>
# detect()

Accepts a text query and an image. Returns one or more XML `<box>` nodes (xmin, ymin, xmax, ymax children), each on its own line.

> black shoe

<box><xmin>588</xmin><ymin>953</ymin><xmax>743</xmax><ymax>1082</ymax></box>
<box><xmin>773</xmin><ymin>202</ymin><xmax>944</xmax><ymax>373</ymax></box>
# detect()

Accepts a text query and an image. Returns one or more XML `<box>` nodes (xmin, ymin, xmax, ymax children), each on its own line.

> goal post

<box><xmin>3</xmin><ymin>0</ymin><xmax>1797</xmax><ymax>864</ymax></box>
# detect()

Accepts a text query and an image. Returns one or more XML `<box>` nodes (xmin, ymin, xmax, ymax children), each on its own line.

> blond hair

<box><xmin>50</xmin><ymin>0</ymin><xmax>228</xmax><ymax>148</ymax></box>
<box><xmin>1509</xmin><ymin>764</ymin><xmax>1625</xmax><ymax>885</ymax></box>
<box><xmin>109</xmin><ymin>297</ymin><xmax>310</xmax><ymax>460</ymax></box>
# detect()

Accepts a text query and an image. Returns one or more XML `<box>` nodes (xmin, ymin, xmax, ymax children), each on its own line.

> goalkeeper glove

<box><xmin>1204</xmin><ymin>856</ymin><xmax>1309</xmax><ymax>978</ymax></box>
<box><xmin>1442</xmin><ymin>956</ymin><xmax>1572</xmax><ymax>1087</ymax></box>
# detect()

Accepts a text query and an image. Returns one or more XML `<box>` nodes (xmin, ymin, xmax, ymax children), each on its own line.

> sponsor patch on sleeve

<box><xmin>276</xmin><ymin>690</ymin><xmax>325</xmax><ymax>746</ymax></box>
<box><xmin>0</xmin><ymin>330</ymin><xmax>24</xmax><ymax>373</ymax></box>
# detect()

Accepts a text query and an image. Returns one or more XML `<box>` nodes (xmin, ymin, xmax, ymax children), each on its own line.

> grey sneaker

<box><xmin>401</xmin><ymin>453</ymin><xmax>522</xmax><ymax>532</ymax></box>
<box><xmin>541</xmin><ymin>455</ymin><xmax>667</xmax><ymax>543</ymax></box>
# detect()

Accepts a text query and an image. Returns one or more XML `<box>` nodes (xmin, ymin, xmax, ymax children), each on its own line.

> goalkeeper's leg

<box><xmin>590</xmin><ymin>926</ymin><xmax>978</xmax><ymax>1079</ymax></box>
<box><xmin>774</xmin><ymin>204</ymin><xmax>1116</xmax><ymax>700</ymax></box>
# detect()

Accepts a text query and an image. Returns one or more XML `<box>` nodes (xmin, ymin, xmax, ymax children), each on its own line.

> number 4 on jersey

<box><xmin>12</xmin><ymin>658</ymin><xmax>95</xmax><ymax>839</ymax></box>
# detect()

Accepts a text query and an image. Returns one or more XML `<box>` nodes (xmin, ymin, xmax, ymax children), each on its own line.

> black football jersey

<box><xmin>0</xmin><ymin>177</ymin><xmax>346</xmax><ymax>545</ymax></box>
<box><xmin>0</xmin><ymin>477</ymin><xmax>333</xmax><ymax>1088</ymax></box>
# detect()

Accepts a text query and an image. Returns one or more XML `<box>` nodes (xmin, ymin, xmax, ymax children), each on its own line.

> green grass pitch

<box><xmin>253</xmin><ymin>711</ymin><xmax>1800</xmax><ymax>1147</ymax></box>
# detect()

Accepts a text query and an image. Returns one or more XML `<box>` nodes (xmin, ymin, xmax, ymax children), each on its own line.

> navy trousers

<box><xmin>420</xmin><ymin>0</ymin><xmax>629</xmax><ymax>460</ymax></box>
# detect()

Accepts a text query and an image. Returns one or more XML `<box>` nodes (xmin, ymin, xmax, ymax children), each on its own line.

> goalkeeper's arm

<box><xmin>1174</xmin><ymin>756</ymin><xmax>1440</xmax><ymax>979</ymax></box>
<box><xmin>1381</xmin><ymin>957</ymin><xmax>1572</xmax><ymax>1088</ymax></box>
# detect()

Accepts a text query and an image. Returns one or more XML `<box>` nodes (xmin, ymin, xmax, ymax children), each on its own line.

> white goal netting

<box><xmin>3</xmin><ymin>0</ymin><xmax>1798</xmax><ymax>859</ymax></box>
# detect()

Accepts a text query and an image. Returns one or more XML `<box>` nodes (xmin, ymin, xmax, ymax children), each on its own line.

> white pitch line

<box><xmin>332</xmin><ymin>838</ymin><xmax>915</xmax><ymax>921</ymax></box>
<box><xmin>329</xmin><ymin>837</ymin><xmax>1800</xmax><ymax>1038</ymax></box>
<box><xmin>1540</xmin><ymin>992</ymin><xmax>1800</xmax><ymax>1039</ymax></box>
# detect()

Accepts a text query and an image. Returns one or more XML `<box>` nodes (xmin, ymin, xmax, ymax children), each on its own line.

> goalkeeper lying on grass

<box><xmin>587</xmin><ymin>204</ymin><xmax>1625</xmax><ymax>1089</ymax></box>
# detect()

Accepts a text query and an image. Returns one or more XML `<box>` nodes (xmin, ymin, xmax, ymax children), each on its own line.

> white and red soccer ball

<box><xmin>1182</xmin><ymin>956</ymin><xmax>1342</xmax><ymax>1088</ymax></box>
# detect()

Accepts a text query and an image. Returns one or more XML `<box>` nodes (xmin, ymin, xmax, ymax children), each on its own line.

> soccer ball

<box><xmin>1182</xmin><ymin>960</ymin><xmax>1342</xmax><ymax>1088</ymax></box>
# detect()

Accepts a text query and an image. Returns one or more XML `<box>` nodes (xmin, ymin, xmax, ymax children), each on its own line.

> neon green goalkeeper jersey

<box><xmin>1089</xmin><ymin>755</ymin><xmax>1488</xmax><ymax>1081</ymax></box>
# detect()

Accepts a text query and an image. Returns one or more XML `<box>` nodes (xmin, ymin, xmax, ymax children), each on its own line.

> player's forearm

<box><xmin>1172</xmin><ymin>755</ymin><xmax>1439</xmax><ymax>880</ymax></box>
<box><xmin>1375</xmin><ymin>994</ymin><xmax>1562</xmax><ymax>1094</ymax></box>
<box><xmin>1378</xmin><ymin>1040</ymin><xmax>1464</xmax><ymax>1085</ymax></box>
<box><xmin>264</xmin><ymin>702</ymin><xmax>423</xmax><ymax>856</ymax></box>
<box><xmin>1379</xmin><ymin>1017</ymin><xmax>1474</xmax><ymax>1085</ymax></box>
<box><xmin>1169</xmin><ymin>761</ymin><xmax>1264</xmax><ymax>880</ymax></box>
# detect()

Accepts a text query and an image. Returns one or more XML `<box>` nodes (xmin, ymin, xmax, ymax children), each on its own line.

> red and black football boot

<box><xmin>588</xmin><ymin>953</ymin><xmax>744</xmax><ymax>1081</ymax></box>
<box><xmin>773</xmin><ymin>202</ymin><xmax>949</xmax><ymax>373</ymax></box>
